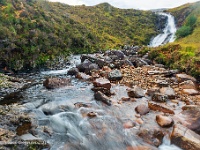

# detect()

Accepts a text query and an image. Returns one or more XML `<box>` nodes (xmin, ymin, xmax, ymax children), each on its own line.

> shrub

<box><xmin>176</xmin><ymin>26</ymin><xmax>192</xmax><ymax>38</ymax></box>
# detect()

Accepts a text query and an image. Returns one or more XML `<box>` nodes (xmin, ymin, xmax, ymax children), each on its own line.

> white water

<box><xmin>150</xmin><ymin>12</ymin><xmax>177</xmax><ymax>47</ymax></box>
<box><xmin>159</xmin><ymin>135</ymin><xmax>182</xmax><ymax>150</ymax></box>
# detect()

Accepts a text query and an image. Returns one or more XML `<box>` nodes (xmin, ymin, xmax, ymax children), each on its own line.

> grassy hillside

<box><xmin>146</xmin><ymin>1</ymin><xmax>200</xmax><ymax>80</ymax></box>
<box><xmin>0</xmin><ymin>0</ymin><xmax>157</xmax><ymax>71</ymax></box>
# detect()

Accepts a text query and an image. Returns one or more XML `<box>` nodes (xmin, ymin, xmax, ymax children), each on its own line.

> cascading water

<box><xmin>150</xmin><ymin>12</ymin><xmax>177</xmax><ymax>47</ymax></box>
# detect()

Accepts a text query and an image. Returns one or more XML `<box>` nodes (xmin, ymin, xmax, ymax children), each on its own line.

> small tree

<box><xmin>176</xmin><ymin>26</ymin><xmax>192</xmax><ymax>38</ymax></box>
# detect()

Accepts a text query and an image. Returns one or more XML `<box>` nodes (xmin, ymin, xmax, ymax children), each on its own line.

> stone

<box><xmin>108</xmin><ymin>69</ymin><xmax>123</xmax><ymax>81</ymax></box>
<box><xmin>43</xmin><ymin>77</ymin><xmax>71</xmax><ymax>89</ymax></box>
<box><xmin>94</xmin><ymin>91</ymin><xmax>112</xmax><ymax>106</ymax></box>
<box><xmin>171</xmin><ymin>124</ymin><xmax>200</xmax><ymax>150</ymax></box>
<box><xmin>179</xmin><ymin>80</ymin><xmax>197</xmax><ymax>89</ymax></box>
<box><xmin>93</xmin><ymin>78</ymin><xmax>111</xmax><ymax>89</ymax></box>
<box><xmin>148</xmin><ymin>101</ymin><xmax>175</xmax><ymax>114</ymax></box>
<box><xmin>135</xmin><ymin>104</ymin><xmax>150</xmax><ymax>115</ymax></box>
<box><xmin>146</xmin><ymin>88</ymin><xmax>159</xmax><ymax>97</ymax></box>
<box><xmin>91</xmin><ymin>87</ymin><xmax>112</xmax><ymax>96</ymax></box>
<box><xmin>182</xmin><ymin>89</ymin><xmax>199</xmax><ymax>95</ymax></box>
<box><xmin>152</xmin><ymin>93</ymin><xmax>168</xmax><ymax>102</ymax></box>
<box><xmin>156</xmin><ymin>115</ymin><xmax>174</xmax><ymax>127</ymax></box>
<box><xmin>127</xmin><ymin>86</ymin><xmax>145</xmax><ymax>98</ymax></box>
<box><xmin>160</xmin><ymin>87</ymin><xmax>176</xmax><ymax>99</ymax></box>
<box><xmin>76</xmin><ymin>72</ymin><xmax>91</xmax><ymax>80</ymax></box>
<box><xmin>76</xmin><ymin>59</ymin><xmax>92</xmax><ymax>73</ymax></box>
<box><xmin>176</xmin><ymin>74</ymin><xmax>197</xmax><ymax>83</ymax></box>
<box><xmin>87</xmin><ymin>112</ymin><xmax>97</xmax><ymax>118</ymax></box>
<box><xmin>123</xmin><ymin>120</ymin><xmax>136</xmax><ymax>129</ymax></box>
<box><xmin>188</xmin><ymin>117</ymin><xmax>200</xmax><ymax>134</ymax></box>
<box><xmin>67</xmin><ymin>67</ymin><xmax>79</xmax><ymax>76</ymax></box>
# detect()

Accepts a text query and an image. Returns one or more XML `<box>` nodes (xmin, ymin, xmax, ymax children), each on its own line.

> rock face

<box><xmin>127</xmin><ymin>86</ymin><xmax>145</xmax><ymax>98</ymax></box>
<box><xmin>135</xmin><ymin>104</ymin><xmax>150</xmax><ymax>115</ymax></box>
<box><xmin>43</xmin><ymin>77</ymin><xmax>71</xmax><ymax>89</ymax></box>
<box><xmin>108</xmin><ymin>69</ymin><xmax>123</xmax><ymax>81</ymax></box>
<box><xmin>156</xmin><ymin>115</ymin><xmax>173</xmax><ymax>127</ymax></box>
<box><xmin>171</xmin><ymin>124</ymin><xmax>200</xmax><ymax>150</ymax></box>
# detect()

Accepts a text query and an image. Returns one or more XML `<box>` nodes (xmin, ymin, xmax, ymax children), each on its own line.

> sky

<box><xmin>48</xmin><ymin>0</ymin><xmax>199</xmax><ymax>10</ymax></box>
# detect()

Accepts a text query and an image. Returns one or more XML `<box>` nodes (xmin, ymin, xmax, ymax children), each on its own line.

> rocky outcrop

<box><xmin>171</xmin><ymin>124</ymin><xmax>200</xmax><ymax>150</ymax></box>
<box><xmin>43</xmin><ymin>77</ymin><xmax>71</xmax><ymax>89</ymax></box>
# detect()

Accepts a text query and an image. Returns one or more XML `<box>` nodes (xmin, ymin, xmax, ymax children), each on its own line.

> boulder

<box><xmin>76</xmin><ymin>59</ymin><xmax>92</xmax><ymax>73</ymax></box>
<box><xmin>156</xmin><ymin>115</ymin><xmax>174</xmax><ymax>127</ymax></box>
<box><xmin>127</xmin><ymin>86</ymin><xmax>145</xmax><ymax>98</ymax></box>
<box><xmin>104</xmin><ymin>50</ymin><xmax>125</xmax><ymax>60</ymax></box>
<box><xmin>123</xmin><ymin>120</ymin><xmax>136</xmax><ymax>129</ymax></box>
<box><xmin>148</xmin><ymin>101</ymin><xmax>175</xmax><ymax>114</ymax></box>
<box><xmin>93</xmin><ymin>78</ymin><xmax>111</xmax><ymax>89</ymax></box>
<box><xmin>171</xmin><ymin>124</ymin><xmax>200</xmax><ymax>150</ymax></box>
<box><xmin>152</xmin><ymin>93</ymin><xmax>168</xmax><ymax>102</ymax></box>
<box><xmin>108</xmin><ymin>69</ymin><xmax>123</xmax><ymax>81</ymax></box>
<box><xmin>176</xmin><ymin>74</ymin><xmax>197</xmax><ymax>83</ymax></box>
<box><xmin>43</xmin><ymin>77</ymin><xmax>70</xmax><ymax>89</ymax></box>
<box><xmin>188</xmin><ymin>117</ymin><xmax>200</xmax><ymax>134</ymax></box>
<box><xmin>94</xmin><ymin>91</ymin><xmax>112</xmax><ymax>106</ymax></box>
<box><xmin>160</xmin><ymin>87</ymin><xmax>176</xmax><ymax>99</ymax></box>
<box><xmin>81</xmin><ymin>54</ymin><xmax>107</xmax><ymax>68</ymax></box>
<box><xmin>76</xmin><ymin>72</ymin><xmax>92</xmax><ymax>80</ymax></box>
<box><xmin>182</xmin><ymin>89</ymin><xmax>199</xmax><ymax>95</ymax></box>
<box><xmin>135</xmin><ymin>104</ymin><xmax>150</xmax><ymax>115</ymax></box>
<box><xmin>179</xmin><ymin>80</ymin><xmax>197</xmax><ymax>90</ymax></box>
<box><xmin>67</xmin><ymin>67</ymin><xmax>79</xmax><ymax>76</ymax></box>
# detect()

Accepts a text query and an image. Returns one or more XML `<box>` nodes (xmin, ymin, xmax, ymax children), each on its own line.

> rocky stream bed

<box><xmin>0</xmin><ymin>46</ymin><xmax>200</xmax><ymax>150</ymax></box>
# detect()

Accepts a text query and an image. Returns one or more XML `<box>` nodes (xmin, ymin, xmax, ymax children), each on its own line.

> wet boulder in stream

<box><xmin>94</xmin><ymin>91</ymin><xmax>112</xmax><ymax>106</ymax></box>
<box><xmin>43</xmin><ymin>77</ymin><xmax>71</xmax><ymax>89</ymax></box>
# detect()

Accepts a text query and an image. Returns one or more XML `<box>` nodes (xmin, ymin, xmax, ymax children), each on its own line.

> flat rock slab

<box><xmin>148</xmin><ymin>101</ymin><xmax>175</xmax><ymax>114</ymax></box>
<box><xmin>43</xmin><ymin>77</ymin><xmax>71</xmax><ymax>89</ymax></box>
<box><xmin>171</xmin><ymin>124</ymin><xmax>200</xmax><ymax>150</ymax></box>
<box><xmin>93</xmin><ymin>78</ymin><xmax>111</xmax><ymax>89</ymax></box>
<box><xmin>182</xmin><ymin>89</ymin><xmax>199</xmax><ymax>95</ymax></box>
<box><xmin>176</xmin><ymin>74</ymin><xmax>197</xmax><ymax>83</ymax></box>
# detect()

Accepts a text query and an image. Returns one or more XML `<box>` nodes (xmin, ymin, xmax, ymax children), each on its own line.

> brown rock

<box><xmin>171</xmin><ymin>124</ymin><xmax>200</xmax><ymax>150</ymax></box>
<box><xmin>94</xmin><ymin>91</ymin><xmax>112</xmax><ymax>106</ymax></box>
<box><xmin>76</xmin><ymin>72</ymin><xmax>92</xmax><ymax>80</ymax></box>
<box><xmin>148</xmin><ymin>102</ymin><xmax>175</xmax><ymax>114</ymax></box>
<box><xmin>160</xmin><ymin>87</ymin><xmax>176</xmax><ymax>99</ymax></box>
<box><xmin>135</xmin><ymin>104</ymin><xmax>150</xmax><ymax>115</ymax></box>
<box><xmin>156</xmin><ymin>115</ymin><xmax>174</xmax><ymax>127</ymax></box>
<box><xmin>152</xmin><ymin>93</ymin><xmax>168</xmax><ymax>102</ymax></box>
<box><xmin>127</xmin><ymin>86</ymin><xmax>145</xmax><ymax>98</ymax></box>
<box><xmin>182</xmin><ymin>89</ymin><xmax>199</xmax><ymax>95</ymax></box>
<box><xmin>126</xmin><ymin>146</ymin><xmax>153</xmax><ymax>150</ymax></box>
<box><xmin>123</xmin><ymin>120</ymin><xmax>136</xmax><ymax>129</ymax></box>
<box><xmin>87</xmin><ymin>112</ymin><xmax>97</xmax><ymax>118</ymax></box>
<box><xmin>93</xmin><ymin>78</ymin><xmax>111</xmax><ymax>89</ymax></box>
<box><xmin>176</xmin><ymin>74</ymin><xmax>197</xmax><ymax>83</ymax></box>
<box><xmin>179</xmin><ymin>80</ymin><xmax>197</xmax><ymax>89</ymax></box>
<box><xmin>43</xmin><ymin>77</ymin><xmax>71</xmax><ymax>89</ymax></box>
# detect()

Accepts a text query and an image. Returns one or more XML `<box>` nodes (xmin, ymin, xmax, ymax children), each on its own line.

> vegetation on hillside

<box><xmin>0</xmin><ymin>0</ymin><xmax>158</xmax><ymax>71</ymax></box>
<box><xmin>145</xmin><ymin>2</ymin><xmax>200</xmax><ymax>80</ymax></box>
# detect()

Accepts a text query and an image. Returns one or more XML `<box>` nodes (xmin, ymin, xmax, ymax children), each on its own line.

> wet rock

<box><xmin>182</xmin><ymin>89</ymin><xmax>199</xmax><ymax>95</ymax></box>
<box><xmin>176</xmin><ymin>73</ymin><xmax>197</xmax><ymax>83</ymax></box>
<box><xmin>152</xmin><ymin>93</ymin><xmax>168</xmax><ymax>102</ymax></box>
<box><xmin>87</xmin><ymin>112</ymin><xmax>97</xmax><ymax>118</ymax></box>
<box><xmin>91</xmin><ymin>87</ymin><xmax>112</xmax><ymax>96</ymax></box>
<box><xmin>127</xmin><ymin>86</ymin><xmax>145</xmax><ymax>98</ymax></box>
<box><xmin>20</xmin><ymin>133</ymin><xmax>42</xmax><ymax>141</ymax></box>
<box><xmin>121</xmin><ymin>97</ymin><xmax>130</xmax><ymax>101</ymax></box>
<box><xmin>67</xmin><ymin>67</ymin><xmax>79</xmax><ymax>76</ymax></box>
<box><xmin>182</xmin><ymin>105</ymin><xmax>200</xmax><ymax>111</ymax></box>
<box><xmin>43</xmin><ymin>77</ymin><xmax>70</xmax><ymax>89</ymax></box>
<box><xmin>179</xmin><ymin>80</ymin><xmax>197</xmax><ymax>89</ymax></box>
<box><xmin>148</xmin><ymin>101</ymin><xmax>175</xmax><ymax>114</ymax></box>
<box><xmin>188</xmin><ymin>117</ymin><xmax>200</xmax><ymax>134</ymax></box>
<box><xmin>16</xmin><ymin>116</ymin><xmax>32</xmax><ymax>136</ymax></box>
<box><xmin>135</xmin><ymin>104</ymin><xmax>150</xmax><ymax>115</ymax></box>
<box><xmin>108</xmin><ymin>69</ymin><xmax>123</xmax><ymax>81</ymax></box>
<box><xmin>93</xmin><ymin>78</ymin><xmax>111</xmax><ymax>90</ymax></box>
<box><xmin>156</xmin><ymin>115</ymin><xmax>174</xmax><ymax>127</ymax></box>
<box><xmin>94</xmin><ymin>91</ymin><xmax>112</xmax><ymax>106</ymax></box>
<box><xmin>160</xmin><ymin>87</ymin><xmax>176</xmax><ymax>99</ymax></box>
<box><xmin>74</xmin><ymin>102</ymin><xmax>92</xmax><ymax>108</ymax></box>
<box><xmin>76</xmin><ymin>72</ymin><xmax>92</xmax><ymax>80</ymax></box>
<box><xmin>123</xmin><ymin>120</ymin><xmax>136</xmax><ymax>129</ymax></box>
<box><xmin>138</xmin><ymin>128</ymin><xmax>164</xmax><ymax>147</ymax></box>
<box><xmin>76</xmin><ymin>59</ymin><xmax>92</xmax><ymax>73</ymax></box>
<box><xmin>81</xmin><ymin>54</ymin><xmax>107</xmax><ymax>68</ymax></box>
<box><xmin>126</xmin><ymin>146</ymin><xmax>155</xmax><ymax>150</ymax></box>
<box><xmin>171</xmin><ymin>124</ymin><xmax>200</xmax><ymax>150</ymax></box>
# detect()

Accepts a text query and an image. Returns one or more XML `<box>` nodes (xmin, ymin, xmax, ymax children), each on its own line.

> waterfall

<box><xmin>150</xmin><ymin>12</ymin><xmax>177</xmax><ymax>47</ymax></box>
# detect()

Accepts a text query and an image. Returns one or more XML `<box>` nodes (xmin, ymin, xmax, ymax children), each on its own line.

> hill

<box><xmin>0</xmin><ymin>0</ymin><xmax>158</xmax><ymax>71</ymax></box>
<box><xmin>146</xmin><ymin>1</ymin><xmax>200</xmax><ymax>80</ymax></box>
